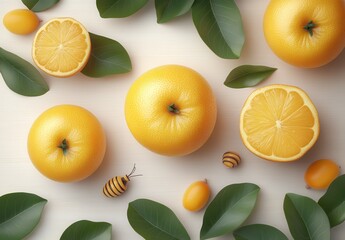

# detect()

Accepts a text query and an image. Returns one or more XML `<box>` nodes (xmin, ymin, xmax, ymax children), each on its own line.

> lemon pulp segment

<box><xmin>33</xmin><ymin>18</ymin><xmax>90</xmax><ymax>77</ymax></box>
<box><xmin>240</xmin><ymin>85</ymin><xmax>319</xmax><ymax>161</ymax></box>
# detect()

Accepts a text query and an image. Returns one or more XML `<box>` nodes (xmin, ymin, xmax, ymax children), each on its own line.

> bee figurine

<box><xmin>103</xmin><ymin>164</ymin><xmax>141</xmax><ymax>198</ymax></box>
<box><xmin>222</xmin><ymin>151</ymin><xmax>241</xmax><ymax>168</ymax></box>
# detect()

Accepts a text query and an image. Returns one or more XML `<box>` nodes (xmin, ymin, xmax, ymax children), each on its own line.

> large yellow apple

<box><xmin>124</xmin><ymin>65</ymin><xmax>217</xmax><ymax>156</ymax></box>
<box><xmin>27</xmin><ymin>105</ymin><xmax>106</xmax><ymax>182</ymax></box>
<box><xmin>263</xmin><ymin>0</ymin><xmax>345</xmax><ymax>68</ymax></box>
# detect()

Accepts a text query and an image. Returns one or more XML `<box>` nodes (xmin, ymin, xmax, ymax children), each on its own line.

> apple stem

<box><xmin>168</xmin><ymin>103</ymin><xmax>180</xmax><ymax>114</ymax></box>
<box><xmin>58</xmin><ymin>139</ymin><xmax>68</xmax><ymax>155</ymax></box>
<box><xmin>304</xmin><ymin>20</ymin><xmax>316</xmax><ymax>36</ymax></box>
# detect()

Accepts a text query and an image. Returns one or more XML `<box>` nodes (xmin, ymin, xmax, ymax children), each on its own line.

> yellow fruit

<box><xmin>305</xmin><ymin>159</ymin><xmax>340</xmax><ymax>190</ymax></box>
<box><xmin>32</xmin><ymin>18</ymin><xmax>91</xmax><ymax>77</ymax></box>
<box><xmin>183</xmin><ymin>180</ymin><xmax>211</xmax><ymax>212</ymax></box>
<box><xmin>3</xmin><ymin>9</ymin><xmax>40</xmax><ymax>35</ymax></box>
<box><xmin>263</xmin><ymin>0</ymin><xmax>345</xmax><ymax>68</ymax></box>
<box><xmin>240</xmin><ymin>84</ymin><xmax>319</xmax><ymax>162</ymax></box>
<box><xmin>125</xmin><ymin>65</ymin><xmax>217</xmax><ymax>156</ymax></box>
<box><xmin>27</xmin><ymin>105</ymin><xmax>106</xmax><ymax>182</ymax></box>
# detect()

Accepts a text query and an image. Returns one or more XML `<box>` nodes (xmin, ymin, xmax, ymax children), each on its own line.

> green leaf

<box><xmin>81</xmin><ymin>33</ymin><xmax>132</xmax><ymax>78</ymax></box>
<box><xmin>60</xmin><ymin>220</ymin><xmax>111</xmax><ymax>240</ymax></box>
<box><xmin>0</xmin><ymin>192</ymin><xmax>47</xmax><ymax>240</ymax></box>
<box><xmin>233</xmin><ymin>224</ymin><xmax>288</xmax><ymax>240</ymax></box>
<box><xmin>200</xmin><ymin>183</ymin><xmax>260</xmax><ymax>239</ymax></box>
<box><xmin>127</xmin><ymin>199</ymin><xmax>190</xmax><ymax>240</ymax></box>
<box><xmin>284</xmin><ymin>193</ymin><xmax>330</xmax><ymax>240</ymax></box>
<box><xmin>22</xmin><ymin>0</ymin><xmax>60</xmax><ymax>12</ymax></box>
<box><xmin>192</xmin><ymin>0</ymin><xmax>245</xmax><ymax>59</ymax></box>
<box><xmin>0</xmin><ymin>47</ymin><xmax>49</xmax><ymax>96</ymax></box>
<box><xmin>224</xmin><ymin>65</ymin><xmax>277</xmax><ymax>88</ymax></box>
<box><xmin>155</xmin><ymin>0</ymin><xmax>194</xmax><ymax>23</ymax></box>
<box><xmin>97</xmin><ymin>0</ymin><xmax>149</xmax><ymax>18</ymax></box>
<box><xmin>319</xmin><ymin>174</ymin><xmax>345</xmax><ymax>227</ymax></box>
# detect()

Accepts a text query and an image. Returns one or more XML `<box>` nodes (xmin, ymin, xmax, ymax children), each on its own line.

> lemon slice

<box><xmin>32</xmin><ymin>18</ymin><xmax>91</xmax><ymax>77</ymax></box>
<box><xmin>240</xmin><ymin>84</ymin><xmax>319</xmax><ymax>162</ymax></box>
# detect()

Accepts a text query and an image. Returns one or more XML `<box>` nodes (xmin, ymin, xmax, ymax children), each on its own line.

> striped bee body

<box><xmin>103</xmin><ymin>175</ymin><xmax>130</xmax><ymax>197</ymax></box>
<box><xmin>103</xmin><ymin>164</ymin><xmax>141</xmax><ymax>198</ymax></box>
<box><xmin>222</xmin><ymin>151</ymin><xmax>241</xmax><ymax>168</ymax></box>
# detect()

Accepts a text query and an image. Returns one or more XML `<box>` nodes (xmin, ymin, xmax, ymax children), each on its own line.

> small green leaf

<box><xmin>81</xmin><ymin>33</ymin><xmax>132</xmax><ymax>78</ymax></box>
<box><xmin>284</xmin><ymin>193</ymin><xmax>330</xmax><ymax>240</ymax></box>
<box><xmin>97</xmin><ymin>0</ymin><xmax>149</xmax><ymax>18</ymax></box>
<box><xmin>200</xmin><ymin>183</ymin><xmax>260</xmax><ymax>239</ymax></box>
<box><xmin>155</xmin><ymin>0</ymin><xmax>194</xmax><ymax>23</ymax></box>
<box><xmin>319</xmin><ymin>174</ymin><xmax>345</xmax><ymax>227</ymax></box>
<box><xmin>60</xmin><ymin>220</ymin><xmax>112</xmax><ymax>240</ymax></box>
<box><xmin>128</xmin><ymin>199</ymin><xmax>190</xmax><ymax>240</ymax></box>
<box><xmin>0</xmin><ymin>47</ymin><xmax>49</xmax><ymax>96</ymax></box>
<box><xmin>224</xmin><ymin>65</ymin><xmax>277</xmax><ymax>88</ymax></box>
<box><xmin>233</xmin><ymin>224</ymin><xmax>288</xmax><ymax>240</ymax></box>
<box><xmin>22</xmin><ymin>0</ymin><xmax>60</xmax><ymax>12</ymax></box>
<box><xmin>192</xmin><ymin>0</ymin><xmax>245</xmax><ymax>59</ymax></box>
<box><xmin>0</xmin><ymin>192</ymin><xmax>47</xmax><ymax>240</ymax></box>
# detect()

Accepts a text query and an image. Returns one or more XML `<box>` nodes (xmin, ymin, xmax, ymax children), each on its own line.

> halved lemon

<box><xmin>240</xmin><ymin>84</ymin><xmax>319</xmax><ymax>162</ymax></box>
<box><xmin>32</xmin><ymin>18</ymin><xmax>91</xmax><ymax>77</ymax></box>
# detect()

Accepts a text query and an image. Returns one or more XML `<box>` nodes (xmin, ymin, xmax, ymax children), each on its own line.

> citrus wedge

<box><xmin>240</xmin><ymin>84</ymin><xmax>319</xmax><ymax>162</ymax></box>
<box><xmin>32</xmin><ymin>18</ymin><xmax>91</xmax><ymax>77</ymax></box>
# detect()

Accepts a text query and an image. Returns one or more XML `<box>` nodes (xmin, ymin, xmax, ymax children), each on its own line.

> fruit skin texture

<box><xmin>263</xmin><ymin>0</ymin><xmax>345</xmax><ymax>68</ymax></box>
<box><xmin>27</xmin><ymin>105</ymin><xmax>106</xmax><ymax>182</ymax></box>
<box><xmin>305</xmin><ymin>159</ymin><xmax>340</xmax><ymax>190</ymax></box>
<box><xmin>125</xmin><ymin>65</ymin><xmax>217</xmax><ymax>156</ymax></box>
<box><xmin>3</xmin><ymin>9</ymin><xmax>40</xmax><ymax>35</ymax></box>
<box><xmin>183</xmin><ymin>180</ymin><xmax>211</xmax><ymax>212</ymax></box>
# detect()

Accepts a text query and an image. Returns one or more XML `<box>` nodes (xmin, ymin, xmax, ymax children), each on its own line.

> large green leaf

<box><xmin>60</xmin><ymin>220</ymin><xmax>111</xmax><ymax>240</ymax></box>
<box><xmin>319</xmin><ymin>174</ymin><xmax>345</xmax><ymax>227</ymax></box>
<box><xmin>155</xmin><ymin>0</ymin><xmax>194</xmax><ymax>23</ymax></box>
<box><xmin>0</xmin><ymin>47</ymin><xmax>49</xmax><ymax>96</ymax></box>
<box><xmin>0</xmin><ymin>192</ymin><xmax>47</xmax><ymax>240</ymax></box>
<box><xmin>192</xmin><ymin>0</ymin><xmax>245</xmax><ymax>59</ymax></box>
<box><xmin>97</xmin><ymin>0</ymin><xmax>149</xmax><ymax>18</ymax></box>
<box><xmin>127</xmin><ymin>199</ymin><xmax>190</xmax><ymax>240</ymax></box>
<box><xmin>200</xmin><ymin>183</ymin><xmax>260</xmax><ymax>239</ymax></box>
<box><xmin>224</xmin><ymin>65</ymin><xmax>277</xmax><ymax>88</ymax></box>
<box><xmin>81</xmin><ymin>33</ymin><xmax>132</xmax><ymax>78</ymax></box>
<box><xmin>284</xmin><ymin>193</ymin><xmax>330</xmax><ymax>240</ymax></box>
<box><xmin>233</xmin><ymin>224</ymin><xmax>288</xmax><ymax>240</ymax></box>
<box><xmin>21</xmin><ymin>0</ymin><xmax>60</xmax><ymax>12</ymax></box>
